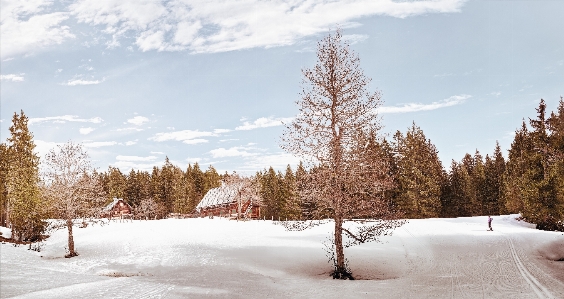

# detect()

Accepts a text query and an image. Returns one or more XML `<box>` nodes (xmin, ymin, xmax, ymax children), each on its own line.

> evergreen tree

<box><xmin>282</xmin><ymin>165</ymin><xmax>301</xmax><ymax>220</ymax></box>
<box><xmin>503</xmin><ymin>99</ymin><xmax>564</xmax><ymax>231</ymax></box>
<box><xmin>204</xmin><ymin>165</ymin><xmax>221</xmax><ymax>193</ymax></box>
<box><xmin>156</xmin><ymin>157</ymin><xmax>175</xmax><ymax>217</ymax></box>
<box><xmin>392</xmin><ymin>123</ymin><xmax>444</xmax><ymax>218</ymax></box>
<box><xmin>503</xmin><ymin>121</ymin><xmax>530</xmax><ymax>213</ymax></box>
<box><xmin>106</xmin><ymin>167</ymin><xmax>126</xmax><ymax>200</ymax></box>
<box><xmin>5</xmin><ymin>111</ymin><xmax>46</xmax><ymax>241</ymax></box>
<box><xmin>260</xmin><ymin>167</ymin><xmax>281</xmax><ymax>219</ymax></box>
<box><xmin>441</xmin><ymin>160</ymin><xmax>472</xmax><ymax>217</ymax></box>
<box><xmin>0</xmin><ymin>143</ymin><xmax>9</xmax><ymax>227</ymax></box>
<box><xmin>484</xmin><ymin>142</ymin><xmax>505</xmax><ymax>215</ymax></box>
<box><xmin>471</xmin><ymin>150</ymin><xmax>487</xmax><ymax>215</ymax></box>
<box><xmin>191</xmin><ymin>163</ymin><xmax>206</xmax><ymax>204</ymax></box>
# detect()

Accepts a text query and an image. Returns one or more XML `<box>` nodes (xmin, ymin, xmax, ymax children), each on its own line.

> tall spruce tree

<box><xmin>484</xmin><ymin>142</ymin><xmax>505</xmax><ymax>215</ymax></box>
<box><xmin>5</xmin><ymin>111</ymin><xmax>46</xmax><ymax>241</ymax></box>
<box><xmin>472</xmin><ymin>150</ymin><xmax>487</xmax><ymax>215</ymax></box>
<box><xmin>503</xmin><ymin>99</ymin><xmax>564</xmax><ymax>230</ymax></box>
<box><xmin>283</xmin><ymin>165</ymin><xmax>301</xmax><ymax>220</ymax></box>
<box><xmin>0</xmin><ymin>143</ymin><xmax>9</xmax><ymax>227</ymax></box>
<box><xmin>260</xmin><ymin>167</ymin><xmax>282</xmax><ymax>219</ymax></box>
<box><xmin>392</xmin><ymin>123</ymin><xmax>444</xmax><ymax>218</ymax></box>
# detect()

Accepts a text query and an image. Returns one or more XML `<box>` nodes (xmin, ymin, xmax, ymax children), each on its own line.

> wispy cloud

<box><xmin>240</xmin><ymin>153</ymin><xmax>301</xmax><ymax>171</ymax></box>
<box><xmin>116</xmin><ymin>155</ymin><xmax>158</xmax><ymax>162</ymax></box>
<box><xmin>1</xmin><ymin>74</ymin><xmax>25</xmax><ymax>82</ymax></box>
<box><xmin>83</xmin><ymin>141</ymin><xmax>117</xmax><ymax>148</ymax></box>
<box><xmin>63</xmin><ymin>78</ymin><xmax>104</xmax><ymax>86</ymax></box>
<box><xmin>235</xmin><ymin>116</ymin><xmax>293</xmax><ymax>131</ymax></box>
<box><xmin>68</xmin><ymin>0</ymin><xmax>466</xmax><ymax>54</ymax></box>
<box><xmin>377</xmin><ymin>94</ymin><xmax>471</xmax><ymax>114</ymax></box>
<box><xmin>79</xmin><ymin>127</ymin><xmax>95</xmax><ymax>135</ymax></box>
<box><xmin>29</xmin><ymin>115</ymin><xmax>103</xmax><ymax>125</ymax></box>
<box><xmin>149</xmin><ymin>130</ymin><xmax>216</xmax><ymax>144</ymax></box>
<box><xmin>210</xmin><ymin>147</ymin><xmax>258</xmax><ymax>158</ymax></box>
<box><xmin>213</xmin><ymin>129</ymin><xmax>231</xmax><ymax>134</ymax></box>
<box><xmin>127</xmin><ymin>116</ymin><xmax>149</xmax><ymax>126</ymax></box>
<box><xmin>111</xmin><ymin>157</ymin><xmax>161</xmax><ymax>172</ymax></box>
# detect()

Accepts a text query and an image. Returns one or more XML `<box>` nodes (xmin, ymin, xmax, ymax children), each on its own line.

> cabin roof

<box><xmin>196</xmin><ymin>185</ymin><xmax>238</xmax><ymax>211</ymax></box>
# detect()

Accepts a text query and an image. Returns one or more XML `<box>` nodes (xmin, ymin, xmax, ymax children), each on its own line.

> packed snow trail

<box><xmin>505</xmin><ymin>235</ymin><xmax>554</xmax><ymax>298</ymax></box>
<box><xmin>1</xmin><ymin>216</ymin><xmax>563</xmax><ymax>298</ymax></box>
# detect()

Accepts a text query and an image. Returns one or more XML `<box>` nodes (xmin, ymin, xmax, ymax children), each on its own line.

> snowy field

<box><xmin>1</xmin><ymin>215</ymin><xmax>563</xmax><ymax>299</ymax></box>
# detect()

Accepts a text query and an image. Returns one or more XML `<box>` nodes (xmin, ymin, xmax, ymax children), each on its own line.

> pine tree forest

<box><xmin>1</xmin><ymin>99</ymin><xmax>563</xmax><ymax>233</ymax></box>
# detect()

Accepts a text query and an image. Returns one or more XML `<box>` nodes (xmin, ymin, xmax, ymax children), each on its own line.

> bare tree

<box><xmin>42</xmin><ymin>142</ymin><xmax>106</xmax><ymax>258</ymax></box>
<box><xmin>136</xmin><ymin>197</ymin><xmax>158</xmax><ymax>220</ymax></box>
<box><xmin>281</xmin><ymin>29</ymin><xmax>406</xmax><ymax>279</ymax></box>
<box><xmin>222</xmin><ymin>172</ymin><xmax>260</xmax><ymax>220</ymax></box>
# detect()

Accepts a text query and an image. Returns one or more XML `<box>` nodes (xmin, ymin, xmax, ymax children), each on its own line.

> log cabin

<box><xmin>102</xmin><ymin>198</ymin><xmax>132</xmax><ymax>218</ymax></box>
<box><xmin>196</xmin><ymin>184</ymin><xmax>260</xmax><ymax>219</ymax></box>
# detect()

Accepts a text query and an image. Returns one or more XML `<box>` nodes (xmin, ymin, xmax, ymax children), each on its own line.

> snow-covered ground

<box><xmin>1</xmin><ymin>215</ymin><xmax>563</xmax><ymax>298</ymax></box>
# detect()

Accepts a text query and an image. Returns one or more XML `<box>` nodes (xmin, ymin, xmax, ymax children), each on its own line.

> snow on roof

<box><xmin>196</xmin><ymin>184</ymin><xmax>239</xmax><ymax>211</ymax></box>
<box><xmin>103</xmin><ymin>198</ymin><xmax>127</xmax><ymax>211</ymax></box>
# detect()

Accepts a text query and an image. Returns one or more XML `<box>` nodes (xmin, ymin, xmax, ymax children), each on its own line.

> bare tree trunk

<box><xmin>334</xmin><ymin>217</ymin><xmax>344</xmax><ymax>271</ymax></box>
<box><xmin>237</xmin><ymin>191</ymin><xmax>242</xmax><ymax>221</ymax></box>
<box><xmin>66</xmin><ymin>218</ymin><xmax>77</xmax><ymax>258</ymax></box>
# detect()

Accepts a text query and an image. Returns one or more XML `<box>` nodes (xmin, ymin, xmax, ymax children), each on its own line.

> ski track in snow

<box><xmin>1</xmin><ymin>216</ymin><xmax>563</xmax><ymax>298</ymax></box>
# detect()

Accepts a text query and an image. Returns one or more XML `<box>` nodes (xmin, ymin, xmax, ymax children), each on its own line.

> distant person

<box><xmin>488</xmin><ymin>216</ymin><xmax>493</xmax><ymax>231</ymax></box>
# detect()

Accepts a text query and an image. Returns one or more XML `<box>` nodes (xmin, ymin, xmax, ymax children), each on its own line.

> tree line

<box><xmin>94</xmin><ymin>160</ymin><xmax>222</xmax><ymax>219</ymax></box>
<box><xmin>1</xmin><ymin>99</ymin><xmax>563</xmax><ymax>243</ymax></box>
<box><xmin>256</xmin><ymin>98</ymin><xmax>564</xmax><ymax>232</ymax></box>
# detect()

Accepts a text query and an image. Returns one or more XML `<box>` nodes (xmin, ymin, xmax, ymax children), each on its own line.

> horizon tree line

<box><xmin>1</xmin><ymin>99</ymin><xmax>563</xmax><ymax>242</ymax></box>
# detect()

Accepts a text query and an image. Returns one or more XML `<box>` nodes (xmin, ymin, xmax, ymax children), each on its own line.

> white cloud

<box><xmin>0</xmin><ymin>74</ymin><xmax>25</xmax><ymax>82</ymax></box>
<box><xmin>79</xmin><ymin>127</ymin><xmax>95</xmax><ymax>135</ymax></box>
<box><xmin>235</xmin><ymin>116</ymin><xmax>293</xmax><ymax>131</ymax></box>
<box><xmin>124</xmin><ymin>140</ymin><xmax>137</xmax><ymax>146</ymax></box>
<box><xmin>83</xmin><ymin>141</ymin><xmax>117</xmax><ymax>148</ymax></box>
<box><xmin>377</xmin><ymin>94</ymin><xmax>471</xmax><ymax>114</ymax></box>
<box><xmin>34</xmin><ymin>140</ymin><xmax>63</xmax><ymax>159</ymax></box>
<box><xmin>64</xmin><ymin>78</ymin><xmax>104</xmax><ymax>86</ymax></box>
<box><xmin>116</xmin><ymin>155</ymin><xmax>158</xmax><ymax>162</ymax></box>
<box><xmin>490</xmin><ymin>92</ymin><xmax>501</xmax><ymax>97</ymax></box>
<box><xmin>1</xmin><ymin>0</ymin><xmax>75</xmax><ymax>58</ymax></box>
<box><xmin>150</xmin><ymin>151</ymin><xmax>164</xmax><ymax>155</ymax></box>
<box><xmin>117</xmin><ymin>127</ymin><xmax>144</xmax><ymax>132</ymax></box>
<box><xmin>240</xmin><ymin>152</ymin><xmax>302</xmax><ymax>171</ymax></box>
<box><xmin>185</xmin><ymin>157</ymin><xmax>202</xmax><ymax>164</ymax></box>
<box><xmin>183</xmin><ymin>139</ymin><xmax>209</xmax><ymax>145</ymax></box>
<box><xmin>29</xmin><ymin>115</ymin><xmax>103</xmax><ymax>125</ymax></box>
<box><xmin>149</xmin><ymin>129</ymin><xmax>216</xmax><ymax>144</ymax></box>
<box><xmin>127</xmin><ymin>116</ymin><xmax>149</xmax><ymax>126</ymax></box>
<box><xmin>214</xmin><ymin>128</ymin><xmax>231</xmax><ymax>134</ymax></box>
<box><xmin>69</xmin><ymin>0</ymin><xmax>466</xmax><ymax>54</ymax></box>
<box><xmin>210</xmin><ymin>147</ymin><xmax>258</xmax><ymax>158</ymax></box>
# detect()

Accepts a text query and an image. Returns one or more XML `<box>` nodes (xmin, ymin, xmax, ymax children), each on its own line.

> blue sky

<box><xmin>1</xmin><ymin>0</ymin><xmax>563</xmax><ymax>174</ymax></box>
